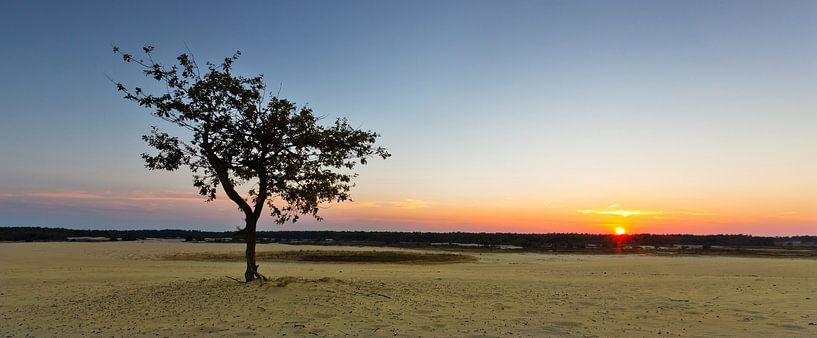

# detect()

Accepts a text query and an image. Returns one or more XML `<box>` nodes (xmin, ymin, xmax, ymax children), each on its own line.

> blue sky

<box><xmin>1</xmin><ymin>1</ymin><xmax>815</xmax><ymax>234</ymax></box>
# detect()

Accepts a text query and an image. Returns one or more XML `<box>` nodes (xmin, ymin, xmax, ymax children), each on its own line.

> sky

<box><xmin>1</xmin><ymin>0</ymin><xmax>815</xmax><ymax>235</ymax></box>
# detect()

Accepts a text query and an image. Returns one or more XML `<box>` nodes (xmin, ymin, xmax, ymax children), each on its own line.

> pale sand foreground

<box><xmin>1</xmin><ymin>242</ymin><xmax>816</xmax><ymax>337</ymax></box>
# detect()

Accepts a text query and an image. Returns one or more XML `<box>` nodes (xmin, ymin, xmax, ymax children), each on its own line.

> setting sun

<box><xmin>615</xmin><ymin>227</ymin><xmax>627</xmax><ymax>235</ymax></box>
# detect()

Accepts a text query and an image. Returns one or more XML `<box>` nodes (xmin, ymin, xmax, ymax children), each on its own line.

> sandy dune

<box><xmin>1</xmin><ymin>241</ymin><xmax>816</xmax><ymax>337</ymax></box>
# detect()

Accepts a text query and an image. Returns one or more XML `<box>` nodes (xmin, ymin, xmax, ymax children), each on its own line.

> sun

<box><xmin>614</xmin><ymin>227</ymin><xmax>627</xmax><ymax>235</ymax></box>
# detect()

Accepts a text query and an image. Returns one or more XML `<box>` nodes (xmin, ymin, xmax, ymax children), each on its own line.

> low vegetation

<box><xmin>163</xmin><ymin>250</ymin><xmax>477</xmax><ymax>264</ymax></box>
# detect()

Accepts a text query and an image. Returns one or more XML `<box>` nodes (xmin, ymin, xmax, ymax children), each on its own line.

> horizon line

<box><xmin>2</xmin><ymin>225</ymin><xmax>815</xmax><ymax>238</ymax></box>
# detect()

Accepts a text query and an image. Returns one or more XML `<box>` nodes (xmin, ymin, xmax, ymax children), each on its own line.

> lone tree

<box><xmin>112</xmin><ymin>46</ymin><xmax>389</xmax><ymax>282</ymax></box>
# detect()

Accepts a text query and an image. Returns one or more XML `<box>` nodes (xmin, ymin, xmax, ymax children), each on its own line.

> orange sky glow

<box><xmin>3</xmin><ymin>188</ymin><xmax>813</xmax><ymax>235</ymax></box>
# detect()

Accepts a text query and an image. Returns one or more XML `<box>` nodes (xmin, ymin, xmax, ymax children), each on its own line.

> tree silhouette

<box><xmin>112</xmin><ymin>46</ymin><xmax>389</xmax><ymax>282</ymax></box>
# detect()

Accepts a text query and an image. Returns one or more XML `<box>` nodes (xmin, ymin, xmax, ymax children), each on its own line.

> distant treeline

<box><xmin>1</xmin><ymin>226</ymin><xmax>815</xmax><ymax>248</ymax></box>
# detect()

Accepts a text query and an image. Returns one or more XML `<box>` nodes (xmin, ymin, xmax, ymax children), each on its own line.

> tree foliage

<box><xmin>112</xmin><ymin>46</ymin><xmax>389</xmax><ymax>226</ymax></box>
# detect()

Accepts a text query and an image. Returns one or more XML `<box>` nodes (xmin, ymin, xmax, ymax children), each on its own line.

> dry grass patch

<box><xmin>163</xmin><ymin>249</ymin><xmax>477</xmax><ymax>264</ymax></box>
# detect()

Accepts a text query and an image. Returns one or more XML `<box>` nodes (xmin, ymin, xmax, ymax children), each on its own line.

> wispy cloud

<box><xmin>578</xmin><ymin>206</ymin><xmax>716</xmax><ymax>217</ymax></box>
<box><xmin>578</xmin><ymin>209</ymin><xmax>664</xmax><ymax>217</ymax></box>
<box><xmin>0</xmin><ymin>191</ymin><xmax>218</xmax><ymax>213</ymax></box>
<box><xmin>126</xmin><ymin>192</ymin><xmax>204</xmax><ymax>202</ymax></box>
<box><xmin>335</xmin><ymin>199</ymin><xmax>431</xmax><ymax>210</ymax></box>
<box><xmin>27</xmin><ymin>192</ymin><xmax>104</xmax><ymax>199</ymax></box>
<box><xmin>390</xmin><ymin>199</ymin><xmax>430</xmax><ymax>209</ymax></box>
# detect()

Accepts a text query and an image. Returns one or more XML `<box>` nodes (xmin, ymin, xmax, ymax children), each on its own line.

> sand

<box><xmin>1</xmin><ymin>241</ymin><xmax>816</xmax><ymax>337</ymax></box>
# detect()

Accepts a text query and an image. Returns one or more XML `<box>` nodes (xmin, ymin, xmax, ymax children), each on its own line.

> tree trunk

<box><xmin>244</xmin><ymin>216</ymin><xmax>262</xmax><ymax>282</ymax></box>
